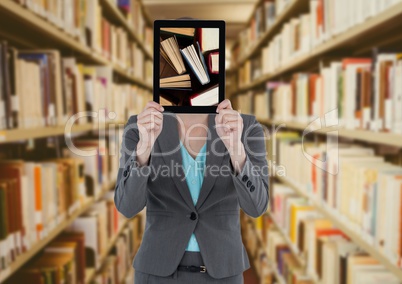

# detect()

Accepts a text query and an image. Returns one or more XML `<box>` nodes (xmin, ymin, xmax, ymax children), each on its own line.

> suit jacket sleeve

<box><xmin>231</xmin><ymin>115</ymin><xmax>269</xmax><ymax>218</ymax></box>
<box><xmin>114</xmin><ymin>115</ymin><xmax>151</xmax><ymax>218</ymax></box>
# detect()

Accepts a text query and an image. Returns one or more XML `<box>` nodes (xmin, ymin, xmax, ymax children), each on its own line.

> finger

<box><xmin>138</xmin><ymin>118</ymin><xmax>163</xmax><ymax>128</ymax></box>
<box><xmin>139</xmin><ymin>122</ymin><xmax>161</xmax><ymax>131</ymax></box>
<box><xmin>216</xmin><ymin>99</ymin><xmax>232</xmax><ymax>113</ymax></box>
<box><xmin>145</xmin><ymin>101</ymin><xmax>164</xmax><ymax>112</ymax></box>
<box><xmin>138</xmin><ymin>108</ymin><xmax>164</xmax><ymax>119</ymax></box>
<box><xmin>138</xmin><ymin>113</ymin><xmax>163</xmax><ymax>124</ymax></box>
<box><xmin>221</xmin><ymin>114</ymin><xmax>240</xmax><ymax>124</ymax></box>
<box><xmin>139</xmin><ymin>118</ymin><xmax>163</xmax><ymax>127</ymax></box>
<box><xmin>223</xmin><ymin>121</ymin><xmax>240</xmax><ymax>130</ymax></box>
<box><xmin>215</xmin><ymin>110</ymin><xmax>238</xmax><ymax>124</ymax></box>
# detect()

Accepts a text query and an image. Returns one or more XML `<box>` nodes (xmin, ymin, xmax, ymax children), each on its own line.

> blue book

<box><xmin>117</xmin><ymin>0</ymin><xmax>130</xmax><ymax>11</ymax></box>
<box><xmin>180</xmin><ymin>41</ymin><xmax>210</xmax><ymax>85</ymax></box>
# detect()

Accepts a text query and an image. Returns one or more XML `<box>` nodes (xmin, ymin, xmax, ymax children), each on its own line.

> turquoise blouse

<box><xmin>179</xmin><ymin>140</ymin><xmax>207</xmax><ymax>252</ymax></box>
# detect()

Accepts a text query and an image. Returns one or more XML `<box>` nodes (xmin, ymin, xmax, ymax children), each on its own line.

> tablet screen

<box><xmin>154</xmin><ymin>20</ymin><xmax>225</xmax><ymax>113</ymax></box>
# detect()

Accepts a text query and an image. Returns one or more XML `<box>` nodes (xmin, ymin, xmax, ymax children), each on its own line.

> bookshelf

<box><xmin>230</xmin><ymin>0</ymin><xmax>402</xmax><ymax>282</ymax></box>
<box><xmin>0</xmin><ymin>180</ymin><xmax>116</xmax><ymax>283</ymax></box>
<box><xmin>0</xmin><ymin>121</ymin><xmax>127</xmax><ymax>144</ymax></box>
<box><xmin>0</xmin><ymin>0</ymin><xmax>151</xmax><ymax>282</ymax></box>
<box><xmin>84</xmin><ymin>218</ymin><xmax>131</xmax><ymax>284</ymax></box>
<box><xmin>229</xmin><ymin>1</ymin><xmax>402</xmax><ymax>97</ymax></box>
<box><xmin>260</xmin><ymin>120</ymin><xmax>402</xmax><ymax>147</ymax></box>
<box><xmin>270</xmin><ymin>164</ymin><xmax>402</xmax><ymax>281</ymax></box>
<box><xmin>0</xmin><ymin>0</ymin><xmax>153</xmax><ymax>91</ymax></box>
<box><xmin>230</xmin><ymin>0</ymin><xmax>309</xmax><ymax>71</ymax></box>
<box><xmin>99</xmin><ymin>0</ymin><xmax>152</xmax><ymax>58</ymax></box>
<box><xmin>243</xmin><ymin>215</ymin><xmax>287</xmax><ymax>284</ymax></box>
<box><xmin>267</xmin><ymin>212</ymin><xmax>306</xmax><ymax>268</ymax></box>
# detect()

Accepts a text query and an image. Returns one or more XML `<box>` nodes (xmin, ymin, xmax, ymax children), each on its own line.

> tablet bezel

<box><xmin>153</xmin><ymin>20</ymin><xmax>226</xmax><ymax>113</ymax></box>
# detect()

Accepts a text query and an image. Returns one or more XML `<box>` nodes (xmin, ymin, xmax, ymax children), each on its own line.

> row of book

<box><xmin>242</xmin><ymin>53</ymin><xmax>402</xmax><ymax>134</ymax></box>
<box><xmin>243</xmin><ymin>203</ymin><xmax>400</xmax><ymax>284</ymax></box>
<box><xmin>233</xmin><ymin>0</ymin><xmax>292</xmax><ymax>65</ymax></box>
<box><xmin>272</xmin><ymin>132</ymin><xmax>402</xmax><ymax>267</ymax></box>
<box><xmin>12</xmin><ymin>0</ymin><xmax>152</xmax><ymax>55</ymax></box>
<box><xmin>266</xmin><ymin>182</ymin><xmax>400</xmax><ymax>284</ymax></box>
<box><xmin>236</xmin><ymin>0</ymin><xmax>402</xmax><ymax>86</ymax></box>
<box><xmin>115</xmin><ymin>0</ymin><xmax>152</xmax><ymax>50</ymax></box>
<box><xmin>240</xmin><ymin>213</ymin><xmax>274</xmax><ymax>284</ymax></box>
<box><xmin>0</xmin><ymin>44</ymin><xmax>152</xmax><ymax>130</ymax></box>
<box><xmin>0</xmin><ymin>135</ymin><xmax>123</xmax><ymax>274</ymax></box>
<box><xmin>5</xmin><ymin>203</ymin><xmax>144</xmax><ymax>284</ymax></box>
<box><xmin>267</xmin><ymin>191</ymin><xmax>399</xmax><ymax>284</ymax></box>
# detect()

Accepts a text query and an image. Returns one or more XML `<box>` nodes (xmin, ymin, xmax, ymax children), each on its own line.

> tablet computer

<box><xmin>153</xmin><ymin>20</ymin><xmax>226</xmax><ymax>113</ymax></box>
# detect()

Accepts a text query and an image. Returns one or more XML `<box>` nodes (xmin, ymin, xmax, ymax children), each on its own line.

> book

<box><xmin>189</xmin><ymin>85</ymin><xmax>219</xmax><ymax>106</ymax></box>
<box><xmin>55</xmin><ymin>232</ymin><xmax>86</xmax><ymax>284</ymax></box>
<box><xmin>208</xmin><ymin>52</ymin><xmax>219</xmax><ymax>74</ymax></box>
<box><xmin>160</xmin><ymin>74</ymin><xmax>191</xmax><ymax>89</ymax></box>
<box><xmin>160</xmin><ymin>36</ymin><xmax>186</xmax><ymax>75</ymax></box>
<box><xmin>161</xmin><ymin>27</ymin><xmax>195</xmax><ymax>37</ymax></box>
<box><xmin>198</xmin><ymin>28</ymin><xmax>219</xmax><ymax>52</ymax></box>
<box><xmin>180</xmin><ymin>42</ymin><xmax>210</xmax><ymax>85</ymax></box>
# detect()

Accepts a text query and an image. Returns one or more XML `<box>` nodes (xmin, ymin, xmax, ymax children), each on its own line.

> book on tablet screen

<box><xmin>154</xmin><ymin>20</ymin><xmax>225</xmax><ymax>113</ymax></box>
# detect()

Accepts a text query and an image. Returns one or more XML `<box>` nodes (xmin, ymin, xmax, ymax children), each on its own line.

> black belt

<box><xmin>177</xmin><ymin>265</ymin><xmax>206</xmax><ymax>273</ymax></box>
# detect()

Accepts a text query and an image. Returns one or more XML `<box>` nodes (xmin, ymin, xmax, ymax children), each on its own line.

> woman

<box><xmin>114</xmin><ymin>99</ymin><xmax>269</xmax><ymax>283</ymax></box>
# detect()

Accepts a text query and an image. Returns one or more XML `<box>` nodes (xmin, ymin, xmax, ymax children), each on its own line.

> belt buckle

<box><xmin>200</xmin><ymin>265</ymin><xmax>206</xmax><ymax>273</ymax></box>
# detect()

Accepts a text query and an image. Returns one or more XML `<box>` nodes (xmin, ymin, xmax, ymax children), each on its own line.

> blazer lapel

<box><xmin>195</xmin><ymin>114</ymin><xmax>226</xmax><ymax>210</ymax></box>
<box><xmin>156</xmin><ymin>113</ymin><xmax>196</xmax><ymax>211</ymax></box>
<box><xmin>156</xmin><ymin>113</ymin><xmax>227</xmax><ymax>211</ymax></box>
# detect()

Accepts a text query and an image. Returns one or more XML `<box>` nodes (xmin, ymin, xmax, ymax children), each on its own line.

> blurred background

<box><xmin>0</xmin><ymin>0</ymin><xmax>402</xmax><ymax>283</ymax></box>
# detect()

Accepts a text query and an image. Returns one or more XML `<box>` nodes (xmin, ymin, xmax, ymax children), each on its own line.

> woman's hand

<box><xmin>215</xmin><ymin>99</ymin><xmax>243</xmax><ymax>152</ymax></box>
<box><xmin>136</xmin><ymin>101</ymin><xmax>164</xmax><ymax>166</ymax></box>
<box><xmin>215</xmin><ymin>99</ymin><xmax>246</xmax><ymax>174</ymax></box>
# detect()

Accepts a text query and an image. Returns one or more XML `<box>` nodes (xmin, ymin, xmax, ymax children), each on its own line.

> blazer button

<box><xmin>250</xmin><ymin>185</ymin><xmax>255</xmax><ymax>192</ymax></box>
<box><xmin>242</xmin><ymin>175</ymin><xmax>248</xmax><ymax>182</ymax></box>
<box><xmin>246</xmin><ymin>180</ymin><xmax>252</xmax><ymax>188</ymax></box>
<box><xmin>190</xmin><ymin>212</ymin><xmax>197</xmax><ymax>220</ymax></box>
<box><xmin>123</xmin><ymin>170</ymin><xmax>128</xmax><ymax>177</ymax></box>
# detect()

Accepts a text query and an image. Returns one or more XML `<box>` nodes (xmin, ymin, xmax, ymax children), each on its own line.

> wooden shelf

<box><xmin>113</xmin><ymin>64</ymin><xmax>153</xmax><ymax>90</ymax></box>
<box><xmin>259</xmin><ymin>119</ymin><xmax>402</xmax><ymax>148</ymax></box>
<box><xmin>267</xmin><ymin>212</ymin><xmax>307</xmax><ymax>268</ymax></box>
<box><xmin>99</xmin><ymin>0</ymin><xmax>153</xmax><ymax>59</ymax></box>
<box><xmin>272</xmin><ymin>166</ymin><xmax>402</xmax><ymax>281</ymax></box>
<box><xmin>230</xmin><ymin>1</ymin><xmax>402</xmax><ymax>95</ymax></box>
<box><xmin>244</xmin><ymin>217</ymin><xmax>286</xmax><ymax>284</ymax></box>
<box><xmin>0</xmin><ymin>181</ymin><xmax>116</xmax><ymax>283</ymax></box>
<box><xmin>85</xmin><ymin>219</ymin><xmax>131</xmax><ymax>284</ymax></box>
<box><xmin>0</xmin><ymin>0</ymin><xmax>152</xmax><ymax>91</ymax></box>
<box><xmin>0</xmin><ymin>121</ymin><xmax>127</xmax><ymax>144</ymax></box>
<box><xmin>230</xmin><ymin>0</ymin><xmax>309</xmax><ymax>71</ymax></box>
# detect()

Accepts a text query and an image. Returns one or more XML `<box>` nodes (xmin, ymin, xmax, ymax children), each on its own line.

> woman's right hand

<box><xmin>136</xmin><ymin>101</ymin><xmax>164</xmax><ymax>166</ymax></box>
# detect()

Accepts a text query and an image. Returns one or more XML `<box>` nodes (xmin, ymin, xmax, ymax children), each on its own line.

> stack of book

<box><xmin>267</xmin><ymin>182</ymin><xmax>401</xmax><ymax>283</ymax></box>
<box><xmin>250</xmin><ymin>53</ymin><xmax>402</xmax><ymax>134</ymax></box>
<box><xmin>159</xmin><ymin>27</ymin><xmax>220</xmax><ymax>106</ymax></box>
<box><xmin>273</xmin><ymin>132</ymin><xmax>402</xmax><ymax>267</ymax></box>
<box><xmin>5</xmin><ymin>206</ymin><xmax>144</xmax><ymax>284</ymax></box>
<box><xmin>234</xmin><ymin>0</ymin><xmax>402</xmax><ymax>86</ymax></box>
<box><xmin>233</xmin><ymin>0</ymin><xmax>293</xmax><ymax>65</ymax></box>
<box><xmin>0</xmin><ymin>45</ymin><xmax>151</xmax><ymax>130</ymax></box>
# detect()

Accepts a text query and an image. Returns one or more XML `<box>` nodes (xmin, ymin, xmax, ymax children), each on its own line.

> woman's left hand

<box><xmin>215</xmin><ymin>100</ymin><xmax>246</xmax><ymax>174</ymax></box>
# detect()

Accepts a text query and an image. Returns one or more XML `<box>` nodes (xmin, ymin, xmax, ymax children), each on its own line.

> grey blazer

<box><xmin>114</xmin><ymin>113</ymin><xmax>269</xmax><ymax>279</ymax></box>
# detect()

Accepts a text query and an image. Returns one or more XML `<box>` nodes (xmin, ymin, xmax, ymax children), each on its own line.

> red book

<box><xmin>308</xmin><ymin>74</ymin><xmax>320</xmax><ymax>116</ymax></box>
<box><xmin>342</xmin><ymin>58</ymin><xmax>372</xmax><ymax>69</ymax></box>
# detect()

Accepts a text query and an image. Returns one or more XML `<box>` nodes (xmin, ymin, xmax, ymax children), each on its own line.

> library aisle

<box><xmin>0</xmin><ymin>0</ymin><xmax>402</xmax><ymax>284</ymax></box>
